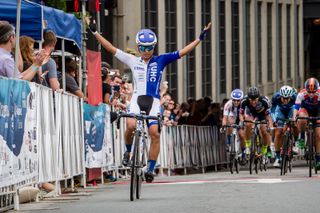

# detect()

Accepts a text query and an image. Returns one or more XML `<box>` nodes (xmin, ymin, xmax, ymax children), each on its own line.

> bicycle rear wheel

<box><xmin>130</xmin><ymin>132</ymin><xmax>140</xmax><ymax>201</ymax></box>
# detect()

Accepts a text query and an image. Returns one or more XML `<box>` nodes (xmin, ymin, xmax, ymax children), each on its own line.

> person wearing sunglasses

<box><xmin>239</xmin><ymin>86</ymin><xmax>272</xmax><ymax>164</ymax></box>
<box><xmin>293</xmin><ymin>77</ymin><xmax>320</xmax><ymax>169</ymax></box>
<box><xmin>221</xmin><ymin>89</ymin><xmax>246</xmax><ymax>161</ymax></box>
<box><xmin>270</xmin><ymin>85</ymin><xmax>297</xmax><ymax>168</ymax></box>
<box><xmin>88</xmin><ymin>18</ymin><xmax>211</xmax><ymax>183</ymax></box>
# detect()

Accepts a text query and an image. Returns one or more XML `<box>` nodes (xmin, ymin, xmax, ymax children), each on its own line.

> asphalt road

<box><xmin>15</xmin><ymin>163</ymin><xmax>320</xmax><ymax>213</ymax></box>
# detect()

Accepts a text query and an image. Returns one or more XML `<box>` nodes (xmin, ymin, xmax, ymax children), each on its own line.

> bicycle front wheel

<box><xmin>281</xmin><ymin>133</ymin><xmax>289</xmax><ymax>176</ymax></box>
<box><xmin>130</xmin><ymin>131</ymin><xmax>140</xmax><ymax>201</ymax></box>
<box><xmin>307</xmin><ymin>132</ymin><xmax>314</xmax><ymax>178</ymax></box>
<box><xmin>136</xmin><ymin>136</ymin><xmax>146</xmax><ymax>199</ymax></box>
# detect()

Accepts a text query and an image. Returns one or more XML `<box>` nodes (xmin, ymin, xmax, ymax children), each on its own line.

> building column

<box><xmin>250</xmin><ymin>0</ymin><xmax>258</xmax><ymax>86</ymax></box>
<box><xmin>282</xmin><ymin>3</ymin><xmax>288</xmax><ymax>84</ymax></box>
<box><xmin>225</xmin><ymin>0</ymin><xmax>232</xmax><ymax>95</ymax></box>
<box><xmin>177</xmin><ymin>0</ymin><xmax>186</xmax><ymax>103</ymax></box>
<box><xmin>298</xmin><ymin>0</ymin><xmax>304</xmax><ymax>86</ymax></box>
<box><xmin>261</xmin><ymin>1</ymin><xmax>268</xmax><ymax>93</ymax></box>
<box><xmin>195</xmin><ymin>0</ymin><xmax>202</xmax><ymax>99</ymax></box>
<box><xmin>158</xmin><ymin>0</ymin><xmax>166</xmax><ymax>80</ymax></box>
<box><xmin>291</xmin><ymin>1</ymin><xmax>296</xmax><ymax>87</ymax></box>
<box><xmin>273</xmin><ymin>0</ymin><xmax>280</xmax><ymax>90</ymax></box>
<box><xmin>211</xmin><ymin>0</ymin><xmax>219</xmax><ymax>101</ymax></box>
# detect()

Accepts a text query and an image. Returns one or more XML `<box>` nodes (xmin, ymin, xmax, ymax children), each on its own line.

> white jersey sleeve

<box><xmin>114</xmin><ymin>49</ymin><xmax>136</xmax><ymax>68</ymax></box>
<box><xmin>223</xmin><ymin>99</ymin><xmax>233</xmax><ymax>116</ymax></box>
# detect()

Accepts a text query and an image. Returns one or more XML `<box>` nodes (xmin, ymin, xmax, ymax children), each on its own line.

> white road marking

<box><xmin>153</xmin><ymin>178</ymin><xmax>305</xmax><ymax>185</ymax></box>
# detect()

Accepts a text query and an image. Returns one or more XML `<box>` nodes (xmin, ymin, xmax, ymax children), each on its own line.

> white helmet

<box><xmin>279</xmin><ymin>85</ymin><xmax>294</xmax><ymax>98</ymax></box>
<box><xmin>135</xmin><ymin>29</ymin><xmax>157</xmax><ymax>46</ymax></box>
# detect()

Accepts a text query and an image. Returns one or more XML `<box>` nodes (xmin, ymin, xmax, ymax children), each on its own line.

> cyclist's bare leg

<box><xmin>297</xmin><ymin>110</ymin><xmax>308</xmax><ymax>138</ymax></box>
<box><xmin>260</xmin><ymin>124</ymin><xmax>271</xmax><ymax>155</ymax></box>
<box><xmin>238</xmin><ymin>129</ymin><xmax>246</xmax><ymax>149</ymax></box>
<box><xmin>274</xmin><ymin>128</ymin><xmax>285</xmax><ymax>153</ymax></box>
<box><xmin>125</xmin><ymin>118</ymin><xmax>136</xmax><ymax>150</ymax></box>
<box><xmin>148</xmin><ymin>124</ymin><xmax>161</xmax><ymax>161</ymax></box>
<box><xmin>226</xmin><ymin>117</ymin><xmax>235</xmax><ymax>135</ymax></box>
<box><xmin>244</xmin><ymin>115</ymin><xmax>253</xmax><ymax>140</ymax></box>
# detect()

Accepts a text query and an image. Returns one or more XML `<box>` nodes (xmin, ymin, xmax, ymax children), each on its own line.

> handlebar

<box><xmin>116</xmin><ymin>112</ymin><xmax>162</xmax><ymax>132</ymax></box>
<box><xmin>275</xmin><ymin>117</ymin><xmax>295</xmax><ymax>124</ymax></box>
<box><xmin>223</xmin><ymin>124</ymin><xmax>241</xmax><ymax>129</ymax></box>
<box><xmin>243</xmin><ymin>120</ymin><xmax>268</xmax><ymax>125</ymax></box>
<box><xmin>296</xmin><ymin>116</ymin><xmax>320</xmax><ymax>121</ymax></box>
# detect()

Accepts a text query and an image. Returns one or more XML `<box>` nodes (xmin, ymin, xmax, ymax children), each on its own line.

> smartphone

<box><xmin>112</xmin><ymin>85</ymin><xmax>120</xmax><ymax>92</ymax></box>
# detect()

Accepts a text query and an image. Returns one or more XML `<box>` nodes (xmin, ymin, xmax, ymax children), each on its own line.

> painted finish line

<box><xmin>114</xmin><ymin>176</ymin><xmax>319</xmax><ymax>185</ymax></box>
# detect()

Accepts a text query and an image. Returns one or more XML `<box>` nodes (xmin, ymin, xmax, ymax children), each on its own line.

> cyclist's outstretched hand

<box><xmin>199</xmin><ymin>22</ymin><xmax>212</xmax><ymax>40</ymax></box>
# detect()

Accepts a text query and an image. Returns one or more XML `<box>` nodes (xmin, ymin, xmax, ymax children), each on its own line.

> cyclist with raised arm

<box><xmin>88</xmin><ymin>19</ymin><xmax>211</xmax><ymax>182</ymax></box>
<box><xmin>293</xmin><ymin>78</ymin><xmax>320</xmax><ymax>170</ymax></box>
<box><xmin>239</xmin><ymin>87</ymin><xmax>272</xmax><ymax>164</ymax></box>
<box><xmin>222</xmin><ymin>89</ymin><xmax>246</xmax><ymax>161</ymax></box>
<box><xmin>270</xmin><ymin>85</ymin><xmax>297</xmax><ymax>167</ymax></box>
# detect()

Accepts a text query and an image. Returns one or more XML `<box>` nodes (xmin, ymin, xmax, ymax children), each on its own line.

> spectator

<box><xmin>0</xmin><ymin>21</ymin><xmax>46</xmax><ymax>80</ymax></box>
<box><xmin>201</xmin><ymin>102</ymin><xmax>221</xmax><ymax>126</ymax></box>
<box><xmin>42</xmin><ymin>30</ymin><xmax>60</xmax><ymax>90</ymax></box>
<box><xmin>20</xmin><ymin>36</ymin><xmax>46</xmax><ymax>84</ymax></box>
<box><xmin>65</xmin><ymin>59</ymin><xmax>87</xmax><ymax>100</ymax></box>
<box><xmin>175</xmin><ymin>102</ymin><xmax>190</xmax><ymax>125</ymax></box>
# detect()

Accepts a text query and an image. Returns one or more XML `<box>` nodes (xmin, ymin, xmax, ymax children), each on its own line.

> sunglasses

<box><xmin>281</xmin><ymin>97</ymin><xmax>291</xmax><ymax>100</ymax></box>
<box><xmin>138</xmin><ymin>45</ymin><xmax>154</xmax><ymax>52</ymax></box>
<box><xmin>249</xmin><ymin>98</ymin><xmax>259</xmax><ymax>102</ymax></box>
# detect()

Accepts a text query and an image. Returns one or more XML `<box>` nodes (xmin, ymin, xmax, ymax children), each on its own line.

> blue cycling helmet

<box><xmin>135</xmin><ymin>29</ymin><xmax>157</xmax><ymax>46</ymax></box>
<box><xmin>231</xmin><ymin>89</ymin><xmax>244</xmax><ymax>100</ymax></box>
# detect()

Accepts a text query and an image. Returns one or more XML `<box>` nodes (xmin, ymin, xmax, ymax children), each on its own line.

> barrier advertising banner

<box><xmin>0</xmin><ymin>79</ymin><xmax>38</xmax><ymax>187</ymax></box>
<box><xmin>83</xmin><ymin>103</ymin><xmax>113</xmax><ymax>168</ymax></box>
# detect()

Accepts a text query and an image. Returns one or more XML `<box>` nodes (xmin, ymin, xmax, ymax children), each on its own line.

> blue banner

<box><xmin>83</xmin><ymin>103</ymin><xmax>107</xmax><ymax>152</ymax></box>
<box><xmin>0</xmin><ymin>79</ymin><xmax>30</xmax><ymax>157</ymax></box>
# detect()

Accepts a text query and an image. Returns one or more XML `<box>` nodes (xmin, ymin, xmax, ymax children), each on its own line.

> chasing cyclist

<box><xmin>88</xmin><ymin>19</ymin><xmax>211</xmax><ymax>182</ymax></box>
<box><xmin>293</xmin><ymin>78</ymin><xmax>320</xmax><ymax>170</ymax></box>
<box><xmin>239</xmin><ymin>87</ymin><xmax>273</xmax><ymax>164</ymax></box>
<box><xmin>270</xmin><ymin>85</ymin><xmax>297</xmax><ymax>167</ymax></box>
<box><xmin>221</xmin><ymin>89</ymin><xmax>246</xmax><ymax>162</ymax></box>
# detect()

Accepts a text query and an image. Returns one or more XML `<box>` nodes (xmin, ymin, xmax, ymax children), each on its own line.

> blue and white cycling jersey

<box><xmin>270</xmin><ymin>92</ymin><xmax>296</xmax><ymax>125</ymax></box>
<box><xmin>271</xmin><ymin>92</ymin><xmax>296</xmax><ymax>114</ymax></box>
<box><xmin>114</xmin><ymin>49</ymin><xmax>180</xmax><ymax>99</ymax></box>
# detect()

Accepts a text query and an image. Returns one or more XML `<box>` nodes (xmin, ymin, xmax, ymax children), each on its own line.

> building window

<box><xmin>165</xmin><ymin>0</ymin><xmax>177</xmax><ymax>98</ymax></box>
<box><xmin>144</xmin><ymin>0</ymin><xmax>158</xmax><ymax>55</ymax></box>
<box><xmin>279</xmin><ymin>4</ymin><xmax>283</xmax><ymax>81</ymax></box>
<box><xmin>287</xmin><ymin>4</ymin><xmax>291</xmax><ymax>79</ymax></box>
<box><xmin>219</xmin><ymin>0</ymin><xmax>226</xmax><ymax>94</ymax></box>
<box><xmin>232</xmin><ymin>2</ymin><xmax>240</xmax><ymax>89</ymax></box>
<box><xmin>246</xmin><ymin>0</ymin><xmax>251</xmax><ymax>86</ymax></box>
<box><xmin>257</xmin><ymin>1</ymin><xmax>262</xmax><ymax>85</ymax></box>
<box><xmin>267</xmin><ymin>3</ymin><xmax>272</xmax><ymax>82</ymax></box>
<box><xmin>186</xmin><ymin>0</ymin><xmax>196</xmax><ymax>98</ymax></box>
<box><xmin>201</xmin><ymin>0</ymin><xmax>211</xmax><ymax>97</ymax></box>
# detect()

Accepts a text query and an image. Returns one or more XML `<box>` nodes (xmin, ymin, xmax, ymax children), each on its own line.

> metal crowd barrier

<box><xmin>158</xmin><ymin>125</ymin><xmax>227</xmax><ymax>175</ymax></box>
